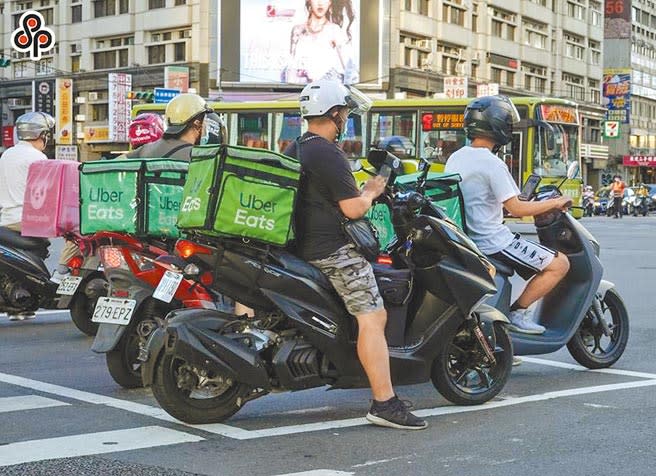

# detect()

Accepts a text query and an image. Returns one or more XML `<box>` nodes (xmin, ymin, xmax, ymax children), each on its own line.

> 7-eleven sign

<box><xmin>604</xmin><ymin>121</ymin><xmax>620</xmax><ymax>138</ymax></box>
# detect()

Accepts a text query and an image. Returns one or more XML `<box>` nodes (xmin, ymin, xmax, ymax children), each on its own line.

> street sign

<box><xmin>604</xmin><ymin>121</ymin><xmax>620</xmax><ymax>138</ymax></box>
<box><xmin>154</xmin><ymin>87</ymin><xmax>180</xmax><ymax>104</ymax></box>
<box><xmin>444</xmin><ymin>76</ymin><xmax>468</xmax><ymax>99</ymax></box>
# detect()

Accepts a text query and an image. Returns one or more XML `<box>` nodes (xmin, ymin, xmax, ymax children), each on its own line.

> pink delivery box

<box><xmin>21</xmin><ymin>159</ymin><xmax>80</xmax><ymax>238</ymax></box>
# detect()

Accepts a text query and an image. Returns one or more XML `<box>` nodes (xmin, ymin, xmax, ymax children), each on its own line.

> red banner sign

<box><xmin>2</xmin><ymin>126</ymin><xmax>15</xmax><ymax>148</ymax></box>
<box><xmin>623</xmin><ymin>155</ymin><xmax>656</xmax><ymax>167</ymax></box>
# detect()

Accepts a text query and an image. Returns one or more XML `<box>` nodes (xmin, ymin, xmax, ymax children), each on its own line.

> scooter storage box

<box><xmin>79</xmin><ymin>159</ymin><xmax>188</xmax><ymax>237</ymax></box>
<box><xmin>177</xmin><ymin>144</ymin><xmax>300</xmax><ymax>246</ymax></box>
<box><xmin>22</xmin><ymin>159</ymin><xmax>80</xmax><ymax>238</ymax></box>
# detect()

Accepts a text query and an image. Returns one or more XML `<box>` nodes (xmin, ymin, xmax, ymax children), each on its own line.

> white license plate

<box><xmin>91</xmin><ymin>297</ymin><xmax>137</xmax><ymax>325</ymax></box>
<box><xmin>153</xmin><ymin>270</ymin><xmax>183</xmax><ymax>303</ymax></box>
<box><xmin>56</xmin><ymin>276</ymin><xmax>83</xmax><ymax>296</ymax></box>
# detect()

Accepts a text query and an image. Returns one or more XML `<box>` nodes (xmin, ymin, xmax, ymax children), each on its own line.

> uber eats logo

<box><xmin>87</xmin><ymin>187</ymin><xmax>125</xmax><ymax>220</ymax></box>
<box><xmin>235</xmin><ymin>192</ymin><xmax>276</xmax><ymax>231</ymax></box>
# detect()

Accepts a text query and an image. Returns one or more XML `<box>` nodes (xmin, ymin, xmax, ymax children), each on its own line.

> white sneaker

<box><xmin>508</xmin><ymin>309</ymin><xmax>546</xmax><ymax>335</ymax></box>
<box><xmin>50</xmin><ymin>270</ymin><xmax>70</xmax><ymax>285</ymax></box>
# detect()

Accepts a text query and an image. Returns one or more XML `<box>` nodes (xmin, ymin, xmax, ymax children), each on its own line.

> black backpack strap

<box><xmin>161</xmin><ymin>143</ymin><xmax>192</xmax><ymax>159</ymax></box>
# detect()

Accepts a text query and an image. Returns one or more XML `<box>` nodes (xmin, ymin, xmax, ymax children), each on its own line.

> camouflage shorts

<box><xmin>310</xmin><ymin>244</ymin><xmax>384</xmax><ymax>316</ymax></box>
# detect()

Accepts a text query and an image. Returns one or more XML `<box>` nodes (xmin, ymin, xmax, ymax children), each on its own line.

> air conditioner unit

<box><xmin>471</xmin><ymin>52</ymin><xmax>481</xmax><ymax>65</ymax></box>
<box><xmin>88</xmin><ymin>92</ymin><xmax>99</xmax><ymax>101</ymax></box>
<box><xmin>418</xmin><ymin>39</ymin><xmax>432</xmax><ymax>50</ymax></box>
<box><xmin>181</xmin><ymin>30</ymin><xmax>191</xmax><ymax>38</ymax></box>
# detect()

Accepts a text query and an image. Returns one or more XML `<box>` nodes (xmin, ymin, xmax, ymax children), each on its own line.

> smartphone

<box><xmin>378</xmin><ymin>164</ymin><xmax>392</xmax><ymax>181</ymax></box>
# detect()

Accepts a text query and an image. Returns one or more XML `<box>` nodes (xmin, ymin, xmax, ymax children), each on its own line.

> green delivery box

<box><xmin>177</xmin><ymin>145</ymin><xmax>300</xmax><ymax>246</ymax></box>
<box><xmin>79</xmin><ymin>159</ymin><xmax>188</xmax><ymax>237</ymax></box>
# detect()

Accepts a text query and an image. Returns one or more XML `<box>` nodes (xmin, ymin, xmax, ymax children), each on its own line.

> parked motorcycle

<box><xmin>487</xmin><ymin>166</ymin><xmax>629</xmax><ymax>368</ymax></box>
<box><xmin>90</xmin><ymin>233</ymin><xmax>219</xmax><ymax>388</ymax></box>
<box><xmin>140</xmin><ymin>150</ymin><xmax>513</xmax><ymax>424</ymax></box>
<box><xmin>0</xmin><ymin>228</ymin><xmax>106</xmax><ymax>334</ymax></box>
<box><xmin>582</xmin><ymin>194</ymin><xmax>594</xmax><ymax>217</ymax></box>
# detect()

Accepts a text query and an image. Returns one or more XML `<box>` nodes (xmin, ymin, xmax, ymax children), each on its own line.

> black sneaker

<box><xmin>366</xmin><ymin>396</ymin><xmax>427</xmax><ymax>430</ymax></box>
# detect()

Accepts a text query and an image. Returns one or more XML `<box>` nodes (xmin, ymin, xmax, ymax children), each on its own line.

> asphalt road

<box><xmin>1</xmin><ymin>216</ymin><xmax>655</xmax><ymax>476</ymax></box>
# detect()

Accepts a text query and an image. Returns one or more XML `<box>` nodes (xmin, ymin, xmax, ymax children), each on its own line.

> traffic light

<box><xmin>126</xmin><ymin>91</ymin><xmax>154</xmax><ymax>102</ymax></box>
<box><xmin>0</xmin><ymin>57</ymin><xmax>10</xmax><ymax>68</ymax></box>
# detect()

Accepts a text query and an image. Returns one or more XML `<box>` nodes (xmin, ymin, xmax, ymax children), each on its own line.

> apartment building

<box><xmin>0</xmin><ymin>0</ymin><xmax>212</xmax><ymax>160</ymax></box>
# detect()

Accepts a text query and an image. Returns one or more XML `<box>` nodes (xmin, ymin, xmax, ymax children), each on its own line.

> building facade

<box><xmin>0</xmin><ymin>0</ymin><xmax>213</xmax><ymax>160</ymax></box>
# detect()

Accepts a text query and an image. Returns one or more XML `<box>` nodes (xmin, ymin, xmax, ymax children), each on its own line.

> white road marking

<box><xmin>0</xmin><ymin>395</ymin><xmax>69</xmax><ymax>413</ymax></box>
<box><xmin>352</xmin><ymin>455</ymin><xmax>410</xmax><ymax>468</ymax></box>
<box><xmin>583</xmin><ymin>403</ymin><xmax>615</xmax><ymax>409</ymax></box>
<box><xmin>273</xmin><ymin>472</ymin><xmax>354</xmax><ymax>476</ymax></box>
<box><xmin>0</xmin><ymin>310</ymin><xmax>69</xmax><ymax>318</ymax></box>
<box><xmin>0</xmin><ymin>426</ymin><xmax>203</xmax><ymax>467</ymax></box>
<box><xmin>520</xmin><ymin>356</ymin><xmax>656</xmax><ymax>380</ymax></box>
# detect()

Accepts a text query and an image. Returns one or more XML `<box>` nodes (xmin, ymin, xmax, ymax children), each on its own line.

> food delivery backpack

<box><xmin>78</xmin><ymin>159</ymin><xmax>188</xmax><ymax>238</ymax></box>
<box><xmin>176</xmin><ymin>144</ymin><xmax>300</xmax><ymax>246</ymax></box>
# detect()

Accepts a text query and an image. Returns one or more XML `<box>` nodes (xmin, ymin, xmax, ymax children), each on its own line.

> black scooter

<box><xmin>486</xmin><ymin>167</ymin><xmax>630</xmax><ymax>368</ymax></box>
<box><xmin>140</xmin><ymin>151</ymin><xmax>513</xmax><ymax>424</ymax></box>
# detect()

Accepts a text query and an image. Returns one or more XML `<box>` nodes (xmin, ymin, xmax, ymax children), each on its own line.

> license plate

<box><xmin>153</xmin><ymin>270</ymin><xmax>183</xmax><ymax>303</ymax></box>
<box><xmin>91</xmin><ymin>297</ymin><xmax>137</xmax><ymax>325</ymax></box>
<box><xmin>56</xmin><ymin>276</ymin><xmax>83</xmax><ymax>296</ymax></box>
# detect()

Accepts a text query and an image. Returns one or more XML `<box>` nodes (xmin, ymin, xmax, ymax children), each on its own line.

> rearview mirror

<box><xmin>349</xmin><ymin>159</ymin><xmax>363</xmax><ymax>172</ymax></box>
<box><xmin>367</xmin><ymin>149</ymin><xmax>403</xmax><ymax>176</ymax></box>
<box><xmin>567</xmin><ymin>161</ymin><xmax>580</xmax><ymax>180</ymax></box>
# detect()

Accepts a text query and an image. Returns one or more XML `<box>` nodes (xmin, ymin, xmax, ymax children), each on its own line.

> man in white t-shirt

<box><xmin>445</xmin><ymin>96</ymin><xmax>570</xmax><ymax>334</ymax></box>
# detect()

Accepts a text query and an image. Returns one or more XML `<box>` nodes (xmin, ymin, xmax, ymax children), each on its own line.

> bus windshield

<box><xmin>533</xmin><ymin>104</ymin><xmax>580</xmax><ymax>178</ymax></box>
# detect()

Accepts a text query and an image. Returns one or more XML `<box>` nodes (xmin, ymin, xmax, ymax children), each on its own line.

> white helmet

<box><xmin>299</xmin><ymin>80</ymin><xmax>372</xmax><ymax>119</ymax></box>
<box><xmin>15</xmin><ymin>112</ymin><xmax>55</xmax><ymax>144</ymax></box>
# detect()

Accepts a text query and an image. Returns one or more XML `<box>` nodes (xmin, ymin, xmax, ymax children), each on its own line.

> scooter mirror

<box><xmin>349</xmin><ymin>159</ymin><xmax>363</xmax><ymax>172</ymax></box>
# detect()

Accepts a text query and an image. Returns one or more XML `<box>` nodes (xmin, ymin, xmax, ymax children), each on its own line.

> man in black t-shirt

<box><xmin>285</xmin><ymin>80</ymin><xmax>426</xmax><ymax>430</ymax></box>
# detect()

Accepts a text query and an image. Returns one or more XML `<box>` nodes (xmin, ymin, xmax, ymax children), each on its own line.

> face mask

<box><xmin>332</xmin><ymin>111</ymin><xmax>349</xmax><ymax>143</ymax></box>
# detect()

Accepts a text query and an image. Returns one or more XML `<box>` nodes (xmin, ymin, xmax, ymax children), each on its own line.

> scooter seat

<box><xmin>486</xmin><ymin>256</ymin><xmax>514</xmax><ymax>277</ymax></box>
<box><xmin>268</xmin><ymin>249</ymin><xmax>333</xmax><ymax>290</ymax></box>
<box><xmin>0</xmin><ymin>227</ymin><xmax>49</xmax><ymax>259</ymax></box>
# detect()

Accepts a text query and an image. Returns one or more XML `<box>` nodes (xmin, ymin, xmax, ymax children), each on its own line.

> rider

<box><xmin>445</xmin><ymin>95</ymin><xmax>571</xmax><ymax>334</ymax></box>
<box><xmin>127</xmin><ymin>113</ymin><xmax>165</xmax><ymax>150</ymax></box>
<box><xmin>284</xmin><ymin>79</ymin><xmax>427</xmax><ymax>430</ymax></box>
<box><xmin>126</xmin><ymin>93</ymin><xmax>213</xmax><ymax>160</ymax></box>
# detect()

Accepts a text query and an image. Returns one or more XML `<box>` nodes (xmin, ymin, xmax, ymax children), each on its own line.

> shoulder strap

<box><xmin>161</xmin><ymin>143</ymin><xmax>192</xmax><ymax>159</ymax></box>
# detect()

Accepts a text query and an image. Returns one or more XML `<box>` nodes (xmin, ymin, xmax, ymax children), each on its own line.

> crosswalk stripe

<box><xmin>0</xmin><ymin>426</ymin><xmax>204</xmax><ymax>467</ymax></box>
<box><xmin>0</xmin><ymin>395</ymin><xmax>69</xmax><ymax>413</ymax></box>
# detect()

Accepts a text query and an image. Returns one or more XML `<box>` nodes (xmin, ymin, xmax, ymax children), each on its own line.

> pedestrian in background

<box><xmin>610</xmin><ymin>175</ymin><xmax>625</xmax><ymax>219</ymax></box>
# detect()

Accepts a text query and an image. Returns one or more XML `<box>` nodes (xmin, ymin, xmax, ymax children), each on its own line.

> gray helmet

<box><xmin>15</xmin><ymin>112</ymin><xmax>55</xmax><ymax>145</ymax></box>
<box><xmin>463</xmin><ymin>95</ymin><xmax>519</xmax><ymax>146</ymax></box>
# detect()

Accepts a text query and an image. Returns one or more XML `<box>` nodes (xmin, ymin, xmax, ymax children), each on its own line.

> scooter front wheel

<box><xmin>566</xmin><ymin>288</ymin><xmax>629</xmax><ymax>369</ymax></box>
<box><xmin>151</xmin><ymin>352</ymin><xmax>249</xmax><ymax>424</ymax></box>
<box><xmin>431</xmin><ymin>321</ymin><xmax>513</xmax><ymax>406</ymax></box>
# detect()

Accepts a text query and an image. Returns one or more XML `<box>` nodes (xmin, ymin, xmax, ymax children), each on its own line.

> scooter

<box><xmin>140</xmin><ymin>150</ymin><xmax>513</xmax><ymax>424</ymax></box>
<box><xmin>89</xmin><ymin>232</ymin><xmax>219</xmax><ymax>388</ymax></box>
<box><xmin>0</xmin><ymin>228</ymin><xmax>106</xmax><ymax>335</ymax></box>
<box><xmin>486</xmin><ymin>167</ymin><xmax>630</xmax><ymax>368</ymax></box>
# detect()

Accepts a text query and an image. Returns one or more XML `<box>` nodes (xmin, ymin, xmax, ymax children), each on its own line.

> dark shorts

<box><xmin>489</xmin><ymin>235</ymin><xmax>557</xmax><ymax>280</ymax></box>
<box><xmin>310</xmin><ymin>244</ymin><xmax>384</xmax><ymax>316</ymax></box>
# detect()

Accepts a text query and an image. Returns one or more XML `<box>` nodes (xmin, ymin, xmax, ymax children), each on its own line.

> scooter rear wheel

<box><xmin>431</xmin><ymin>321</ymin><xmax>513</xmax><ymax>406</ymax></box>
<box><xmin>566</xmin><ymin>288</ymin><xmax>629</xmax><ymax>369</ymax></box>
<box><xmin>151</xmin><ymin>352</ymin><xmax>249</xmax><ymax>424</ymax></box>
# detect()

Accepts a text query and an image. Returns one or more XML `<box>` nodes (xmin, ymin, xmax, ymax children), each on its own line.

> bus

<box><xmin>133</xmin><ymin>96</ymin><xmax>583</xmax><ymax>206</ymax></box>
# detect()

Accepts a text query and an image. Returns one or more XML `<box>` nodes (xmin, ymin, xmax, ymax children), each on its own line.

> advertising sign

<box><xmin>444</xmin><ymin>77</ymin><xmax>468</xmax><ymax>99</ymax></box>
<box><xmin>108</xmin><ymin>73</ymin><xmax>132</xmax><ymax>143</ymax></box>
<box><xmin>538</xmin><ymin>105</ymin><xmax>579</xmax><ymax>124</ymax></box>
<box><xmin>603</xmin><ymin>69</ymin><xmax>631</xmax><ymax>124</ymax></box>
<box><xmin>56</xmin><ymin>78</ymin><xmax>73</xmax><ymax>145</ymax></box>
<box><xmin>84</xmin><ymin>126</ymin><xmax>111</xmax><ymax>143</ymax></box>
<box><xmin>154</xmin><ymin>87</ymin><xmax>181</xmax><ymax>104</ymax></box>
<box><xmin>603</xmin><ymin>121</ymin><xmax>620</xmax><ymax>138</ymax></box>
<box><xmin>604</xmin><ymin>0</ymin><xmax>631</xmax><ymax>39</ymax></box>
<box><xmin>164</xmin><ymin>66</ymin><xmax>189</xmax><ymax>93</ymax></box>
<box><xmin>421</xmin><ymin>112</ymin><xmax>465</xmax><ymax>131</ymax></box>
<box><xmin>239</xmin><ymin>0</ymin><xmax>361</xmax><ymax>84</ymax></box>
<box><xmin>55</xmin><ymin>145</ymin><xmax>78</xmax><ymax>161</ymax></box>
<box><xmin>2</xmin><ymin>126</ymin><xmax>15</xmax><ymax>148</ymax></box>
<box><xmin>32</xmin><ymin>79</ymin><xmax>55</xmax><ymax>116</ymax></box>
<box><xmin>623</xmin><ymin>156</ymin><xmax>656</xmax><ymax>167</ymax></box>
<box><xmin>476</xmin><ymin>83</ymin><xmax>499</xmax><ymax>98</ymax></box>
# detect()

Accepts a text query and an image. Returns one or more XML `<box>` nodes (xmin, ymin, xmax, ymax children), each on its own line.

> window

<box><xmin>589</xmin><ymin>1</ymin><xmax>602</xmax><ymax>26</ymax></box>
<box><xmin>94</xmin><ymin>0</ymin><xmax>115</xmax><ymax>18</ymax></box>
<box><xmin>149</xmin><ymin>0</ymin><xmax>165</xmax><ymax>8</ymax></box>
<box><xmin>71</xmin><ymin>56</ymin><xmax>80</xmax><ymax>73</ymax></box>
<box><xmin>92</xmin><ymin>104</ymin><xmax>109</xmax><ymax>122</ymax></box>
<box><xmin>175</xmin><ymin>0</ymin><xmax>186</xmax><ymax>4</ymax></box>
<box><xmin>442</xmin><ymin>2</ymin><xmax>464</xmax><ymax>25</ymax></box>
<box><xmin>38</xmin><ymin>8</ymin><xmax>53</xmax><ymax>24</ymax></box>
<box><xmin>399</xmin><ymin>34</ymin><xmax>434</xmax><ymax>69</ymax></box>
<box><xmin>522</xmin><ymin>63</ymin><xmax>548</xmax><ymax>93</ymax></box>
<box><xmin>528</xmin><ymin>0</ymin><xmax>547</xmax><ymax>5</ymax></box>
<box><xmin>588</xmin><ymin>79</ymin><xmax>600</xmax><ymax>104</ymax></box>
<box><xmin>118</xmin><ymin>49</ymin><xmax>128</xmax><ymax>67</ymax></box>
<box><xmin>491</xmin><ymin>8</ymin><xmax>516</xmax><ymax>41</ymax></box>
<box><xmin>563</xmin><ymin>72</ymin><xmax>585</xmax><ymax>101</ymax></box>
<box><xmin>71</xmin><ymin>4</ymin><xmax>82</xmax><ymax>22</ymax></box>
<box><xmin>566</xmin><ymin>1</ymin><xmax>585</xmax><ymax>20</ymax></box>
<box><xmin>491</xmin><ymin>67</ymin><xmax>515</xmax><ymax>87</ymax></box>
<box><xmin>148</xmin><ymin>45</ymin><xmax>166</xmax><ymax>64</ymax></box>
<box><xmin>236</xmin><ymin>113</ymin><xmax>269</xmax><ymax>148</ymax></box>
<box><xmin>370</xmin><ymin>111</ymin><xmax>417</xmax><ymax>160</ymax></box>
<box><xmin>419</xmin><ymin>0</ymin><xmax>430</xmax><ymax>16</ymax></box>
<box><xmin>589</xmin><ymin>40</ymin><xmax>601</xmax><ymax>65</ymax></box>
<box><xmin>564</xmin><ymin>33</ymin><xmax>584</xmax><ymax>60</ymax></box>
<box><xmin>174</xmin><ymin>42</ymin><xmax>186</xmax><ymax>62</ymax></box>
<box><xmin>13</xmin><ymin>62</ymin><xmax>28</xmax><ymax>79</ymax></box>
<box><xmin>523</xmin><ymin>19</ymin><xmax>548</xmax><ymax>49</ymax></box>
<box><xmin>419</xmin><ymin>109</ymin><xmax>466</xmax><ymax>164</ymax></box>
<box><xmin>36</xmin><ymin>57</ymin><xmax>53</xmax><ymax>76</ymax></box>
<box><xmin>93</xmin><ymin>50</ymin><xmax>116</xmax><ymax>70</ymax></box>
<box><xmin>119</xmin><ymin>0</ymin><xmax>128</xmax><ymax>13</ymax></box>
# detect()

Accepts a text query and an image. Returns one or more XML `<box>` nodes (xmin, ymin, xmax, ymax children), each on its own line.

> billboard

<box><xmin>108</xmin><ymin>73</ymin><xmax>132</xmax><ymax>143</ymax></box>
<box><xmin>239</xmin><ymin>0</ymin><xmax>360</xmax><ymax>84</ymax></box>
<box><xmin>602</xmin><ymin>69</ymin><xmax>631</xmax><ymax>124</ymax></box>
<box><xmin>604</xmin><ymin>0</ymin><xmax>631</xmax><ymax>39</ymax></box>
<box><xmin>56</xmin><ymin>78</ymin><xmax>73</xmax><ymax>145</ymax></box>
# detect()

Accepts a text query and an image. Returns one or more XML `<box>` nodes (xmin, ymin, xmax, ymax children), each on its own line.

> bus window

<box><xmin>370</xmin><ymin>111</ymin><xmax>416</xmax><ymax>159</ymax></box>
<box><xmin>419</xmin><ymin>111</ymin><xmax>465</xmax><ymax>164</ymax></box>
<box><xmin>534</xmin><ymin>122</ymin><xmax>579</xmax><ymax>178</ymax></box>
<box><xmin>274</xmin><ymin>112</ymin><xmax>302</xmax><ymax>153</ymax></box>
<box><xmin>339</xmin><ymin>114</ymin><xmax>364</xmax><ymax>158</ymax></box>
<box><xmin>236</xmin><ymin>113</ymin><xmax>269</xmax><ymax>149</ymax></box>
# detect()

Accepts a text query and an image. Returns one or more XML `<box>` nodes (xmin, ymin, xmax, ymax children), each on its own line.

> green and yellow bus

<box><xmin>133</xmin><ymin>96</ymin><xmax>583</xmax><ymax>205</ymax></box>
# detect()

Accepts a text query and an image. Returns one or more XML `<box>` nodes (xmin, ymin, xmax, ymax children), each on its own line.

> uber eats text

<box><xmin>235</xmin><ymin>193</ymin><xmax>276</xmax><ymax>231</ymax></box>
<box><xmin>87</xmin><ymin>187</ymin><xmax>125</xmax><ymax>220</ymax></box>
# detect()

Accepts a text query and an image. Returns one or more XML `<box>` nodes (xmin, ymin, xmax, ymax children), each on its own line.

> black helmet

<box><xmin>200</xmin><ymin>111</ymin><xmax>226</xmax><ymax>145</ymax></box>
<box><xmin>463</xmin><ymin>95</ymin><xmax>519</xmax><ymax>146</ymax></box>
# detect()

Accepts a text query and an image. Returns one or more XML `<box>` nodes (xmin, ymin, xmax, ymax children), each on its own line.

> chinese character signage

<box><xmin>55</xmin><ymin>145</ymin><xmax>78</xmax><ymax>161</ymax></box>
<box><xmin>538</xmin><ymin>105</ymin><xmax>579</xmax><ymax>124</ymax></box>
<box><xmin>476</xmin><ymin>83</ymin><xmax>499</xmax><ymax>98</ymax></box>
<box><xmin>421</xmin><ymin>112</ymin><xmax>465</xmax><ymax>131</ymax></box>
<box><xmin>164</xmin><ymin>66</ymin><xmax>189</xmax><ymax>93</ymax></box>
<box><xmin>56</xmin><ymin>78</ymin><xmax>73</xmax><ymax>145</ymax></box>
<box><xmin>605</xmin><ymin>0</ymin><xmax>630</xmax><ymax>39</ymax></box>
<box><xmin>108</xmin><ymin>73</ymin><xmax>132</xmax><ymax>143</ymax></box>
<box><xmin>32</xmin><ymin>79</ymin><xmax>55</xmax><ymax>116</ymax></box>
<box><xmin>444</xmin><ymin>77</ymin><xmax>468</xmax><ymax>99</ymax></box>
<box><xmin>623</xmin><ymin>156</ymin><xmax>656</xmax><ymax>167</ymax></box>
<box><xmin>84</xmin><ymin>126</ymin><xmax>111</xmax><ymax>143</ymax></box>
<box><xmin>239</xmin><ymin>0</ymin><xmax>360</xmax><ymax>85</ymax></box>
<box><xmin>2</xmin><ymin>126</ymin><xmax>15</xmax><ymax>148</ymax></box>
<box><xmin>603</xmin><ymin>69</ymin><xmax>631</xmax><ymax>124</ymax></box>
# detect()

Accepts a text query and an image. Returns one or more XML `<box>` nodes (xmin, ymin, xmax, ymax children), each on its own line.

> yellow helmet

<box><xmin>164</xmin><ymin>93</ymin><xmax>212</xmax><ymax>135</ymax></box>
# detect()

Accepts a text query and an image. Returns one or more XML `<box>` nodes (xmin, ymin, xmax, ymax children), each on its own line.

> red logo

<box><xmin>10</xmin><ymin>11</ymin><xmax>55</xmax><ymax>61</ymax></box>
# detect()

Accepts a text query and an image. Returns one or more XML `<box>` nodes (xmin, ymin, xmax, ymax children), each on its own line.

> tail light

<box><xmin>200</xmin><ymin>271</ymin><xmax>214</xmax><ymax>286</ymax></box>
<box><xmin>175</xmin><ymin>240</ymin><xmax>212</xmax><ymax>259</ymax></box>
<box><xmin>376</xmin><ymin>255</ymin><xmax>393</xmax><ymax>265</ymax></box>
<box><xmin>99</xmin><ymin>246</ymin><xmax>128</xmax><ymax>270</ymax></box>
<box><xmin>67</xmin><ymin>256</ymin><xmax>84</xmax><ymax>270</ymax></box>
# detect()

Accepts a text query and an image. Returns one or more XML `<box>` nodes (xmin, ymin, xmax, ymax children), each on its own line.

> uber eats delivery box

<box><xmin>79</xmin><ymin>159</ymin><xmax>188</xmax><ymax>237</ymax></box>
<box><xmin>367</xmin><ymin>171</ymin><xmax>466</xmax><ymax>250</ymax></box>
<box><xmin>177</xmin><ymin>145</ymin><xmax>300</xmax><ymax>246</ymax></box>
